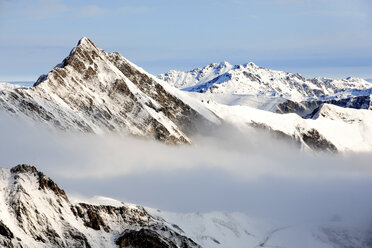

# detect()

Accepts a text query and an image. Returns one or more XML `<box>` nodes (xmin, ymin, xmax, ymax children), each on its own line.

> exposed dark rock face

<box><xmin>301</xmin><ymin>129</ymin><xmax>337</xmax><ymax>153</ymax></box>
<box><xmin>0</xmin><ymin>164</ymin><xmax>200</xmax><ymax>248</ymax></box>
<box><xmin>276</xmin><ymin>94</ymin><xmax>371</xmax><ymax>118</ymax></box>
<box><xmin>0</xmin><ymin>221</ymin><xmax>13</xmax><ymax>239</ymax></box>
<box><xmin>116</xmin><ymin>229</ymin><xmax>177</xmax><ymax>248</ymax></box>
<box><xmin>107</xmin><ymin>52</ymin><xmax>214</xmax><ymax>136</ymax></box>
<box><xmin>249</xmin><ymin>121</ymin><xmax>337</xmax><ymax>152</ymax></box>
<box><xmin>250</xmin><ymin>121</ymin><xmax>301</xmax><ymax>148</ymax></box>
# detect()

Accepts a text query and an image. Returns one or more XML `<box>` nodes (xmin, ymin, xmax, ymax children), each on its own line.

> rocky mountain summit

<box><xmin>0</xmin><ymin>38</ymin><xmax>218</xmax><ymax>144</ymax></box>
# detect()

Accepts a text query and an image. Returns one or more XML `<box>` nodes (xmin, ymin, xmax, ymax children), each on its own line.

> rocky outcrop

<box><xmin>116</xmin><ymin>229</ymin><xmax>178</xmax><ymax>248</ymax></box>
<box><xmin>301</xmin><ymin>129</ymin><xmax>337</xmax><ymax>153</ymax></box>
<box><xmin>0</xmin><ymin>164</ymin><xmax>200</xmax><ymax>248</ymax></box>
<box><xmin>276</xmin><ymin>94</ymin><xmax>371</xmax><ymax>118</ymax></box>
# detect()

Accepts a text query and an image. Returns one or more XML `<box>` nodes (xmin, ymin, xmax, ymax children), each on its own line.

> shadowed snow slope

<box><xmin>0</xmin><ymin>38</ymin><xmax>218</xmax><ymax>144</ymax></box>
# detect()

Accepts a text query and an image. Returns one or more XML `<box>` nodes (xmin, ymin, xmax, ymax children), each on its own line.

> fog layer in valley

<box><xmin>1</xmin><ymin>113</ymin><xmax>372</xmax><ymax>226</ymax></box>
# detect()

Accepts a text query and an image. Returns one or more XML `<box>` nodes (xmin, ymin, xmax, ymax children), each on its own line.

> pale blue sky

<box><xmin>0</xmin><ymin>0</ymin><xmax>371</xmax><ymax>81</ymax></box>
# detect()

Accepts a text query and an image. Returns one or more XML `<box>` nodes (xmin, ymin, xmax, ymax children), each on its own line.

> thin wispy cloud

<box><xmin>307</xmin><ymin>9</ymin><xmax>368</xmax><ymax>19</ymax></box>
<box><xmin>77</xmin><ymin>5</ymin><xmax>152</xmax><ymax>17</ymax></box>
<box><xmin>117</xmin><ymin>6</ymin><xmax>152</xmax><ymax>15</ymax></box>
<box><xmin>0</xmin><ymin>0</ymin><xmax>70</xmax><ymax>20</ymax></box>
<box><xmin>0</xmin><ymin>1</ymin><xmax>151</xmax><ymax>20</ymax></box>
<box><xmin>79</xmin><ymin>5</ymin><xmax>110</xmax><ymax>17</ymax></box>
<box><xmin>260</xmin><ymin>0</ymin><xmax>310</xmax><ymax>5</ymax></box>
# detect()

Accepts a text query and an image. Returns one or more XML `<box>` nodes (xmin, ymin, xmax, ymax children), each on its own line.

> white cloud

<box><xmin>22</xmin><ymin>0</ymin><xmax>70</xmax><ymax>20</ymax></box>
<box><xmin>79</xmin><ymin>5</ymin><xmax>110</xmax><ymax>17</ymax></box>
<box><xmin>0</xmin><ymin>112</ymin><xmax>371</xmax><ymax>180</ymax></box>
<box><xmin>310</xmin><ymin>9</ymin><xmax>368</xmax><ymax>19</ymax></box>
<box><xmin>116</xmin><ymin>6</ymin><xmax>152</xmax><ymax>15</ymax></box>
<box><xmin>1</xmin><ymin>112</ymin><xmax>372</xmax><ymax>223</ymax></box>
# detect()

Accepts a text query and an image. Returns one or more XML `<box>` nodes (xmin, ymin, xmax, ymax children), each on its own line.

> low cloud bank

<box><xmin>1</xmin><ymin>113</ymin><xmax>372</xmax><ymax>224</ymax></box>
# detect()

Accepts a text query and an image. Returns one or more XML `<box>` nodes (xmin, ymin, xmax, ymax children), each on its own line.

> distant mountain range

<box><xmin>158</xmin><ymin>61</ymin><xmax>372</xmax><ymax>114</ymax></box>
<box><xmin>0</xmin><ymin>38</ymin><xmax>371</xmax><ymax>152</ymax></box>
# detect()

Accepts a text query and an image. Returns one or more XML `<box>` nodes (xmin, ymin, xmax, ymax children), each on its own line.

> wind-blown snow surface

<box><xmin>71</xmin><ymin>194</ymin><xmax>372</xmax><ymax>248</ymax></box>
<box><xmin>146</xmin><ymin>209</ymin><xmax>372</xmax><ymax>248</ymax></box>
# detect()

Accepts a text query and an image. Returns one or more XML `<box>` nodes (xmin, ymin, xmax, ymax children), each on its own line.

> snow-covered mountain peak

<box><xmin>77</xmin><ymin>37</ymin><xmax>93</xmax><ymax>46</ymax></box>
<box><xmin>158</xmin><ymin>61</ymin><xmax>234</xmax><ymax>89</ymax></box>
<box><xmin>34</xmin><ymin>37</ymin><xmax>105</xmax><ymax>87</ymax></box>
<box><xmin>0</xmin><ymin>38</ymin><xmax>217</xmax><ymax>144</ymax></box>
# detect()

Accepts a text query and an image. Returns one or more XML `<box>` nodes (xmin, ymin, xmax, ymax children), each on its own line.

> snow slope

<box><xmin>203</xmin><ymin>101</ymin><xmax>372</xmax><ymax>152</ymax></box>
<box><xmin>0</xmin><ymin>82</ymin><xmax>25</xmax><ymax>93</ymax></box>
<box><xmin>147</xmin><ymin>209</ymin><xmax>371</xmax><ymax>248</ymax></box>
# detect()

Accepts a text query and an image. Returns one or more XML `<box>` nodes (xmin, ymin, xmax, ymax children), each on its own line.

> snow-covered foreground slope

<box><xmin>0</xmin><ymin>38</ymin><xmax>218</xmax><ymax>144</ymax></box>
<box><xmin>147</xmin><ymin>210</ymin><xmax>372</xmax><ymax>248</ymax></box>
<box><xmin>159</xmin><ymin>62</ymin><xmax>372</xmax><ymax>113</ymax></box>
<box><xmin>1</xmin><ymin>164</ymin><xmax>370</xmax><ymax>248</ymax></box>
<box><xmin>0</xmin><ymin>164</ymin><xmax>200</xmax><ymax>248</ymax></box>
